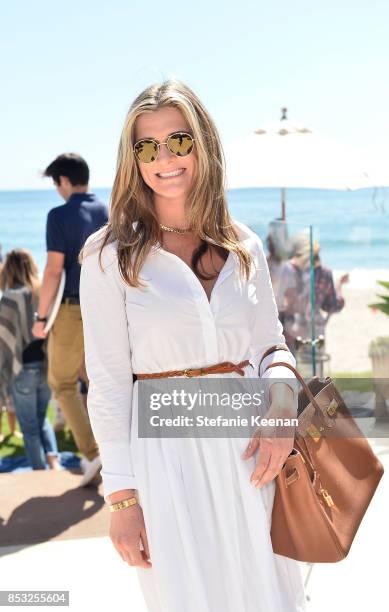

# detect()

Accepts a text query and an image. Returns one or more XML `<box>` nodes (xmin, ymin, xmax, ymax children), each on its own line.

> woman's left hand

<box><xmin>241</xmin><ymin>382</ymin><xmax>297</xmax><ymax>488</ymax></box>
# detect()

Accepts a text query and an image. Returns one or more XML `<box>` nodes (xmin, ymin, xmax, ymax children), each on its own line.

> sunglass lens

<box><xmin>167</xmin><ymin>133</ymin><xmax>194</xmax><ymax>157</ymax></box>
<box><xmin>134</xmin><ymin>140</ymin><xmax>159</xmax><ymax>163</ymax></box>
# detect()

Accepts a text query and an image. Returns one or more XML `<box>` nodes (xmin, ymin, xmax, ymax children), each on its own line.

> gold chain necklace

<box><xmin>160</xmin><ymin>223</ymin><xmax>192</xmax><ymax>234</ymax></box>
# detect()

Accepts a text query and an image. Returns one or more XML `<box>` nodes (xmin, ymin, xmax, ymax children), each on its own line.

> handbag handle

<box><xmin>258</xmin><ymin>343</ymin><xmax>290</xmax><ymax>371</ymax></box>
<box><xmin>265</xmin><ymin>360</ymin><xmax>324</xmax><ymax>419</ymax></box>
<box><xmin>259</xmin><ymin>344</ymin><xmax>325</xmax><ymax>419</ymax></box>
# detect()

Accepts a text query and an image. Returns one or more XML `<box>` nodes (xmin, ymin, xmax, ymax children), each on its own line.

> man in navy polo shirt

<box><xmin>32</xmin><ymin>153</ymin><xmax>108</xmax><ymax>486</ymax></box>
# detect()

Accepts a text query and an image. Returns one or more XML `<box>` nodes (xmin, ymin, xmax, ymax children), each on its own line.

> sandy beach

<box><xmin>326</xmin><ymin>286</ymin><xmax>388</xmax><ymax>373</ymax></box>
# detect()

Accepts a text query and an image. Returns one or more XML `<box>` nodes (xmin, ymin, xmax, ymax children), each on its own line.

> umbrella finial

<box><xmin>281</xmin><ymin>107</ymin><xmax>288</xmax><ymax>121</ymax></box>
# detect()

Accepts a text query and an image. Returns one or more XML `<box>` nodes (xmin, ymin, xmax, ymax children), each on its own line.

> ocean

<box><xmin>1</xmin><ymin>187</ymin><xmax>388</xmax><ymax>289</ymax></box>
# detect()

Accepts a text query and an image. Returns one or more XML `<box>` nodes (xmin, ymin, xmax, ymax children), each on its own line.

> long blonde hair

<box><xmin>0</xmin><ymin>249</ymin><xmax>40</xmax><ymax>297</ymax></box>
<box><xmin>79</xmin><ymin>79</ymin><xmax>252</xmax><ymax>286</ymax></box>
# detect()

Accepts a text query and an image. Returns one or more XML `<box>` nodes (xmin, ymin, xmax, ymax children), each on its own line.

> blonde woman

<box><xmin>0</xmin><ymin>249</ymin><xmax>60</xmax><ymax>470</ymax></box>
<box><xmin>79</xmin><ymin>80</ymin><xmax>306</xmax><ymax>611</ymax></box>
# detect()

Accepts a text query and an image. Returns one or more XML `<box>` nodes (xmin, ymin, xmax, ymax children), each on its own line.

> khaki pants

<box><xmin>48</xmin><ymin>303</ymin><xmax>99</xmax><ymax>461</ymax></box>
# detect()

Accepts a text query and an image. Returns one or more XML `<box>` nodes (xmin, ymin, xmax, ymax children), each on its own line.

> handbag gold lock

<box><xmin>320</xmin><ymin>488</ymin><xmax>335</xmax><ymax>507</ymax></box>
<box><xmin>327</xmin><ymin>399</ymin><xmax>338</xmax><ymax>417</ymax></box>
<box><xmin>307</xmin><ymin>424</ymin><xmax>322</xmax><ymax>442</ymax></box>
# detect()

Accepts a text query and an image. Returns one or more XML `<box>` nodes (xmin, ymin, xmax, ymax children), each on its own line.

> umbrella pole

<box><xmin>281</xmin><ymin>188</ymin><xmax>286</xmax><ymax>220</ymax></box>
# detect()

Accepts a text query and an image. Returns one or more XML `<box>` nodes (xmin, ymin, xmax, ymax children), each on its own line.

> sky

<box><xmin>1</xmin><ymin>0</ymin><xmax>389</xmax><ymax>190</ymax></box>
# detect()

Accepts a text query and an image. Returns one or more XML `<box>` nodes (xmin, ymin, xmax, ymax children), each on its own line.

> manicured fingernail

<box><xmin>251</xmin><ymin>479</ymin><xmax>259</xmax><ymax>487</ymax></box>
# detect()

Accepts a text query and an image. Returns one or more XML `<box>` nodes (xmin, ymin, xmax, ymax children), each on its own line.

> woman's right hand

<box><xmin>109</xmin><ymin>503</ymin><xmax>152</xmax><ymax>569</ymax></box>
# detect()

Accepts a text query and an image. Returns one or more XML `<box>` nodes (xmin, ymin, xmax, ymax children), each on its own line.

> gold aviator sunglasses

<box><xmin>133</xmin><ymin>131</ymin><xmax>195</xmax><ymax>164</ymax></box>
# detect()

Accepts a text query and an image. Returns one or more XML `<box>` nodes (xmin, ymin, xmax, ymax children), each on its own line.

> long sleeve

<box><xmin>249</xmin><ymin>233</ymin><xmax>299</xmax><ymax>403</ymax></box>
<box><xmin>79</xmin><ymin>233</ymin><xmax>137</xmax><ymax>502</ymax></box>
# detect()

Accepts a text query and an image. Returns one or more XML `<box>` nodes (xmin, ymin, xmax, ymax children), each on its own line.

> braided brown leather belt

<box><xmin>135</xmin><ymin>359</ymin><xmax>252</xmax><ymax>380</ymax></box>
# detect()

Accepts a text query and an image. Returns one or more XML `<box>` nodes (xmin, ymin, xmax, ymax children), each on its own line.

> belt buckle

<box><xmin>183</xmin><ymin>368</ymin><xmax>194</xmax><ymax>377</ymax></box>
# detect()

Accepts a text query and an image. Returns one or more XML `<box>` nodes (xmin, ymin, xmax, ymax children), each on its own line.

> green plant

<box><xmin>368</xmin><ymin>280</ymin><xmax>389</xmax><ymax>316</ymax></box>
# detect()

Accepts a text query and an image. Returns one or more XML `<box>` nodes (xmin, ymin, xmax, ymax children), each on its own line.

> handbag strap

<box><xmin>258</xmin><ymin>343</ymin><xmax>290</xmax><ymax>371</ymax></box>
<box><xmin>259</xmin><ymin>344</ymin><xmax>326</xmax><ymax>418</ymax></box>
<box><xmin>265</xmin><ymin>360</ymin><xmax>324</xmax><ymax>419</ymax></box>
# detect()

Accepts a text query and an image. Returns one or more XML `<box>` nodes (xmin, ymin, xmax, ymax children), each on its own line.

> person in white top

<box><xmin>79</xmin><ymin>80</ymin><xmax>306</xmax><ymax>611</ymax></box>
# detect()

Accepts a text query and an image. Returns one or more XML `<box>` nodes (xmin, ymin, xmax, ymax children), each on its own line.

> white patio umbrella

<box><xmin>224</xmin><ymin>108</ymin><xmax>374</xmax><ymax>220</ymax></box>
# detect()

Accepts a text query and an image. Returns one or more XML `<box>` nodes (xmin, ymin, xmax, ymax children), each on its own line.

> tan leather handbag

<box><xmin>261</xmin><ymin>345</ymin><xmax>384</xmax><ymax>563</ymax></box>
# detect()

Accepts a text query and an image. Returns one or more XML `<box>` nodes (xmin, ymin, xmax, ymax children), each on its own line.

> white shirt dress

<box><xmin>79</xmin><ymin>220</ymin><xmax>306</xmax><ymax>612</ymax></box>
